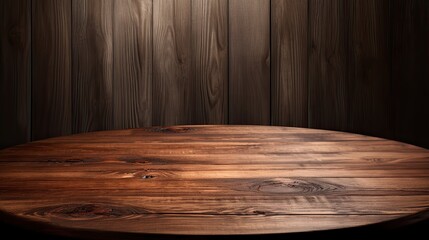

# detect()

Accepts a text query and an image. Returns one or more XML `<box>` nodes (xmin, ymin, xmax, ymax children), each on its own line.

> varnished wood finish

<box><xmin>113</xmin><ymin>0</ymin><xmax>152</xmax><ymax>129</ymax></box>
<box><xmin>392</xmin><ymin>0</ymin><xmax>429</xmax><ymax>149</ymax></box>
<box><xmin>271</xmin><ymin>0</ymin><xmax>308</xmax><ymax>127</ymax></box>
<box><xmin>193</xmin><ymin>0</ymin><xmax>228</xmax><ymax>124</ymax></box>
<box><xmin>0</xmin><ymin>0</ymin><xmax>30</xmax><ymax>148</ymax></box>
<box><xmin>229</xmin><ymin>0</ymin><xmax>270</xmax><ymax>124</ymax></box>
<box><xmin>32</xmin><ymin>0</ymin><xmax>72</xmax><ymax>140</ymax></box>
<box><xmin>72</xmin><ymin>0</ymin><xmax>113</xmax><ymax>132</ymax></box>
<box><xmin>1</xmin><ymin>125</ymin><xmax>429</xmax><ymax>238</ymax></box>
<box><xmin>153</xmin><ymin>0</ymin><xmax>193</xmax><ymax>126</ymax></box>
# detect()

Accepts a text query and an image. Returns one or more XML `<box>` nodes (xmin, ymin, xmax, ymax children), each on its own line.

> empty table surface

<box><xmin>0</xmin><ymin>125</ymin><xmax>429</xmax><ymax>239</ymax></box>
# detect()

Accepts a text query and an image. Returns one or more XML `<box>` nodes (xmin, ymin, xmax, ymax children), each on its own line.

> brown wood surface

<box><xmin>193</xmin><ymin>0</ymin><xmax>228</xmax><ymax>124</ymax></box>
<box><xmin>2</xmin><ymin>0</ymin><xmax>428</xmax><ymax>152</ymax></box>
<box><xmin>308</xmin><ymin>0</ymin><xmax>348</xmax><ymax>131</ymax></box>
<box><xmin>347</xmin><ymin>0</ymin><xmax>391</xmax><ymax>138</ymax></box>
<box><xmin>271</xmin><ymin>0</ymin><xmax>308</xmax><ymax>127</ymax></box>
<box><xmin>0</xmin><ymin>0</ymin><xmax>30</xmax><ymax>148</ymax></box>
<box><xmin>113</xmin><ymin>0</ymin><xmax>152</xmax><ymax>129</ymax></box>
<box><xmin>72</xmin><ymin>0</ymin><xmax>113</xmax><ymax>133</ymax></box>
<box><xmin>153</xmin><ymin>0</ymin><xmax>193</xmax><ymax>126</ymax></box>
<box><xmin>392</xmin><ymin>0</ymin><xmax>429</xmax><ymax>149</ymax></box>
<box><xmin>229</xmin><ymin>0</ymin><xmax>270</xmax><ymax>125</ymax></box>
<box><xmin>0</xmin><ymin>125</ymin><xmax>429</xmax><ymax>238</ymax></box>
<box><xmin>32</xmin><ymin>0</ymin><xmax>72</xmax><ymax>140</ymax></box>
<box><xmin>308</xmin><ymin>0</ymin><xmax>393</xmax><ymax>138</ymax></box>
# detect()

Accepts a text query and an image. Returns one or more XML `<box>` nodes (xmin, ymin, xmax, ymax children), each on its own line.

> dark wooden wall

<box><xmin>1</xmin><ymin>0</ymin><xmax>428</xmax><ymax>149</ymax></box>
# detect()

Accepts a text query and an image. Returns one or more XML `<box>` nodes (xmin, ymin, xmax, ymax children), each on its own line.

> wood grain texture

<box><xmin>229</xmin><ymin>0</ymin><xmax>270</xmax><ymax>125</ymax></box>
<box><xmin>1</xmin><ymin>0</ymin><xmax>428</xmax><ymax>156</ymax></box>
<box><xmin>308</xmin><ymin>0</ymin><xmax>347</xmax><ymax>131</ymax></box>
<box><xmin>392</xmin><ymin>0</ymin><xmax>429</xmax><ymax>149</ymax></box>
<box><xmin>0</xmin><ymin>0</ymin><xmax>30</xmax><ymax>148</ymax></box>
<box><xmin>153</xmin><ymin>0</ymin><xmax>193</xmax><ymax>126</ymax></box>
<box><xmin>32</xmin><ymin>0</ymin><xmax>72</xmax><ymax>140</ymax></box>
<box><xmin>113</xmin><ymin>0</ymin><xmax>152</xmax><ymax>129</ymax></box>
<box><xmin>193</xmin><ymin>0</ymin><xmax>228</xmax><ymax>124</ymax></box>
<box><xmin>347</xmin><ymin>0</ymin><xmax>391</xmax><ymax>138</ymax></box>
<box><xmin>72</xmin><ymin>0</ymin><xmax>113</xmax><ymax>133</ymax></box>
<box><xmin>1</xmin><ymin>125</ymin><xmax>429</xmax><ymax>238</ymax></box>
<box><xmin>271</xmin><ymin>0</ymin><xmax>308</xmax><ymax>127</ymax></box>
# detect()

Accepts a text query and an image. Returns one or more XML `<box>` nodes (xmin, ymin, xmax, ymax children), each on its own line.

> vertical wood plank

<box><xmin>32</xmin><ymin>0</ymin><xmax>71</xmax><ymax>140</ymax></box>
<box><xmin>0</xmin><ymin>0</ymin><xmax>30</xmax><ymax>148</ymax></box>
<box><xmin>192</xmin><ymin>0</ymin><xmax>228</xmax><ymax>124</ymax></box>
<box><xmin>271</xmin><ymin>0</ymin><xmax>308</xmax><ymax>127</ymax></box>
<box><xmin>229</xmin><ymin>0</ymin><xmax>270</xmax><ymax>125</ymax></box>
<box><xmin>153</xmin><ymin>0</ymin><xmax>193</xmax><ymax>126</ymax></box>
<box><xmin>113</xmin><ymin>0</ymin><xmax>152</xmax><ymax>129</ymax></box>
<box><xmin>72</xmin><ymin>0</ymin><xmax>113</xmax><ymax>133</ymax></box>
<box><xmin>347</xmin><ymin>0</ymin><xmax>391</xmax><ymax>138</ymax></box>
<box><xmin>392</xmin><ymin>0</ymin><xmax>429</xmax><ymax>148</ymax></box>
<box><xmin>308</xmin><ymin>0</ymin><xmax>347</xmax><ymax>131</ymax></box>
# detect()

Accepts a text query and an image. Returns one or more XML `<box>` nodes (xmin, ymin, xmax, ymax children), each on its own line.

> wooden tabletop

<box><xmin>0</xmin><ymin>125</ymin><xmax>429</xmax><ymax>238</ymax></box>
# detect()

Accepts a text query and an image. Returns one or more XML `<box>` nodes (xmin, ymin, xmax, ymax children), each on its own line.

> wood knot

<box><xmin>249</xmin><ymin>178</ymin><xmax>344</xmax><ymax>194</ymax></box>
<box><xmin>141</xmin><ymin>175</ymin><xmax>154</xmax><ymax>179</ymax></box>
<box><xmin>59</xmin><ymin>204</ymin><xmax>113</xmax><ymax>217</ymax></box>
<box><xmin>26</xmin><ymin>203</ymin><xmax>151</xmax><ymax>219</ymax></box>
<box><xmin>253</xmin><ymin>210</ymin><xmax>267</xmax><ymax>215</ymax></box>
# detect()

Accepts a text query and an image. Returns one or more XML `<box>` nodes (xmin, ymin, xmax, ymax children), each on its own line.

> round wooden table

<box><xmin>0</xmin><ymin>125</ymin><xmax>429</xmax><ymax>239</ymax></box>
